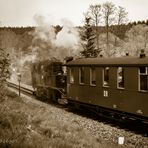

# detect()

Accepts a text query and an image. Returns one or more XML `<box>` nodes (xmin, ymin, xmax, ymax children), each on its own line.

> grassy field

<box><xmin>0</xmin><ymin>88</ymin><xmax>123</xmax><ymax>148</ymax></box>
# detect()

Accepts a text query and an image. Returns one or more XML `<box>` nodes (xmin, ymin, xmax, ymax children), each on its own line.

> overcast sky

<box><xmin>0</xmin><ymin>0</ymin><xmax>148</xmax><ymax>27</ymax></box>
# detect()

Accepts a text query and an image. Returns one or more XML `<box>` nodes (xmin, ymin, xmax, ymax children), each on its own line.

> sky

<box><xmin>0</xmin><ymin>0</ymin><xmax>148</xmax><ymax>27</ymax></box>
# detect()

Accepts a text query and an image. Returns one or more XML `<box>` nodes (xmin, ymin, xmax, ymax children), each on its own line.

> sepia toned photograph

<box><xmin>0</xmin><ymin>0</ymin><xmax>148</xmax><ymax>147</ymax></box>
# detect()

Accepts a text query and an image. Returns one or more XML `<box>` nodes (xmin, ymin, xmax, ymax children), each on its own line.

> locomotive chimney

<box><xmin>140</xmin><ymin>49</ymin><xmax>145</xmax><ymax>58</ymax></box>
<box><xmin>65</xmin><ymin>56</ymin><xmax>73</xmax><ymax>63</ymax></box>
<box><xmin>126</xmin><ymin>52</ymin><xmax>129</xmax><ymax>56</ymax></box>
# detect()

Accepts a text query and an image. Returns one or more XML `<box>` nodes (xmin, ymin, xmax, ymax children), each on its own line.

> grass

<box><xmin>0</xmin><ymin>88</ymin><xmax>123</xmax><ymax>148</ymax></box>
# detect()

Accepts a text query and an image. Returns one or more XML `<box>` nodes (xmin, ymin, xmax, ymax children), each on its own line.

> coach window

<box><xmin>117</xmin><ymin>67</ymin><xmax>124</xmax><ymax>89</ymax></box>
<box><xmin>90</xmin><ymin>67</ymin><xmax>96</xmax><ymax>85</ymax></box>
<box><xmin>139</xmin><ymin>67</ymin><xmax>148</xmax><ymax>91</ymax></box>
<box><xmin>79</xmin><ymin>67</ymin><xmax>85</xmax><ymax>84</ymax></box>
<box><xmin>70</xmin><ymin>68</ymin><xmax>74</xmax><ymax>83</ymax></box>
<box><xmin>103</xmin><ymin>67</ymin><xmax>109</xmax><ymax>87</ymax></box>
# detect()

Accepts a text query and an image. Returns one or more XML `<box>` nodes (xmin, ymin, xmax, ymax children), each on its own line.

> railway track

<box><xmin>6</xmin><ymin>81</ymin><xmax>34</xmax><ymax>96</ymax></box>
<box><xmin>6</xmin><ymin>81</ymin><xmax>148</xmax><ymax>136</ymax></box>
<box><xmin>6</xmin><ymin>81</ymin><xmax>67</xmax><ymax>107</ymax></box>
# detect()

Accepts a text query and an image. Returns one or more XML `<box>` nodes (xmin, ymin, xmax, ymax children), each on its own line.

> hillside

<box><xmin>0</xmin><ymin>88</ymin><xmax>125</xmax><ymax>148</ymax></box>
<box><xmin>0</xmin><ymin>25</ymin><xmax>129</xmax><ymax>51</ymax></box>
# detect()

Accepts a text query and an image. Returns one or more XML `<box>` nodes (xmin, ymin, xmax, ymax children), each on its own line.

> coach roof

<box><xmin>65</xmin><ymin>56</ymin><xmax>148</xmax><ymax>66</ymax></box>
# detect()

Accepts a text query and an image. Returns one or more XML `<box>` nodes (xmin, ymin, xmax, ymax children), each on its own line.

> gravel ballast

<box><xmin>21</xmin><ymin>93</ymin><xmax>148</xmax><ymax>148</ymax></box>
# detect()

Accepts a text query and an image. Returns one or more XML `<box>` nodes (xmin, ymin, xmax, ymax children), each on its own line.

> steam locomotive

<box><xmin>31</xmin><ymin>59</ymin><xmax>67</xmax><ymax>101</ymax></box>
<box><xmin>31</xmin><ymin>54</ymin><xmax>148</xmax><ymax>123</ymax></box>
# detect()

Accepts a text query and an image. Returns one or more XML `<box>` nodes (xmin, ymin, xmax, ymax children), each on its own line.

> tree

<box><xmin>0</xmin><ymin>48</ymin><xmax>10</xmax><ymax>83</ymax></box>
<box><xmin>114</xmin><ymin>6</ymin><xmax>128</xmax><ymax>46</ymax></box>
<box><xmin>116</xmin><ymin>6</ymin><xmax>128</xmax><ymax>26</ymax></box>
<box><xmin>80</xmin><ymin>17</ymin><xmax>99</xmax><ymax>58</ymax></box>
<box><xmin>87</xmin><ymin>4</ymin><xmax>102</xmax><ymax>51</ymax></box>
<box><xmin>146</xmin><ymin>20</ymin><xmax>148</xmax><ymax>25</ymax></box>
<box><xmin>102</xmin><ymin>2</ymin><xmax>116</xmax><ymax>51</ymax></box>
<box><xmin>0</xmin><ymin>48</ymin><xmax>10</xmax><ymax>99</ymax></box>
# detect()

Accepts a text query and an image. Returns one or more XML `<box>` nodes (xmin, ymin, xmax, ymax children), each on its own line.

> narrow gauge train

<box><xmin>66</xmin><ymin>53</ymin><xmax>148</xmax><ymax>123</ymax></box>
<box><xmin>31</xmin><ymin>59</ymin><xmax>67</xmax><ymax>101</ymax></box>
<box><xmin>31</xmin><ymin>53</ymin><xmax>148</xmax><ymax>123</ymax></box>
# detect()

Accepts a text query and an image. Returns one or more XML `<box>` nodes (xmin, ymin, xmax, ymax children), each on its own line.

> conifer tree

<box><xmin>80</xmin><ymin>17</ymin><xmax>99</xmax><ymax>58</ymax></box>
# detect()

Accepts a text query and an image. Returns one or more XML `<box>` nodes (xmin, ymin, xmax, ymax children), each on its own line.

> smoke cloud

<box><xmin>31</xmin><ymin>14</ymin><xmax>81</xmax><ymax>62</ymax></box>
<box><xmin>9</xmin><ymin>14</ymin><xmax>82</xmax><ymax>84</ymax></box>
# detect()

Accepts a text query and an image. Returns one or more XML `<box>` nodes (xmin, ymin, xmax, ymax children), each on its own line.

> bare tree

<box><xmin>116</xmin><ymin>6</ymin><xmax>128</xmax><ymax>25</ymax></box>
<box><xmin>102</xmin><ymin>2</ymin><xmax>116</xmax><ymax>51</ymax></box>
<box><xmin>87</xmin><ymin>4</ymin><xmax>102</xmax><ymax>52</ymax></box>
<box><xmin>114</xmin><ymin>6</ymin><xmax>128</xmax><ymax>46</ymax></box>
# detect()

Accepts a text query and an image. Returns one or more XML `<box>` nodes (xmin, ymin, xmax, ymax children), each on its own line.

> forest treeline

<box><xmin>0</xmin><ymin>19</ymin><xmax>148</xmax><ymax>52</ymax></box>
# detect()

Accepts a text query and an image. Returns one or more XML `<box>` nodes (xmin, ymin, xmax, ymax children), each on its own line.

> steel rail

<box><xmin>6</xmin><ymin>81</ymin><xmax>34</xmax><ymax>95</ymax></box>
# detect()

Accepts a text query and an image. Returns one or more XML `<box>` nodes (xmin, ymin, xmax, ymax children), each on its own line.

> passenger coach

<box><xmin>66</xmin><ymin>55</ymin><xmax>148</xmax><ymax>121</ymax></box>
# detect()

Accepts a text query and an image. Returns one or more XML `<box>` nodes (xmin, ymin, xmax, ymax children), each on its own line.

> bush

<box><xmin>6</xmin><ymin>89</ymin><xmax>18</xmax><ymax>99</ymax></box>
<box><xmin>0</xmin><ymin>48</ymin><xmax>10</xmax><ymax>102</ymax></box>
<box><xmin>0</xmin><ymin>105</ymin><xmax>29</xmax><ymax>148</ymax></box>
<box><xmin>0</xmin><ymin>86</ymin><xmax>7</xmax><ymax>102</ymax></box>
<box><xmin>0</xmin><ymin>87</ymin><xmax>21</xmax><ymax>103</ymax></box>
